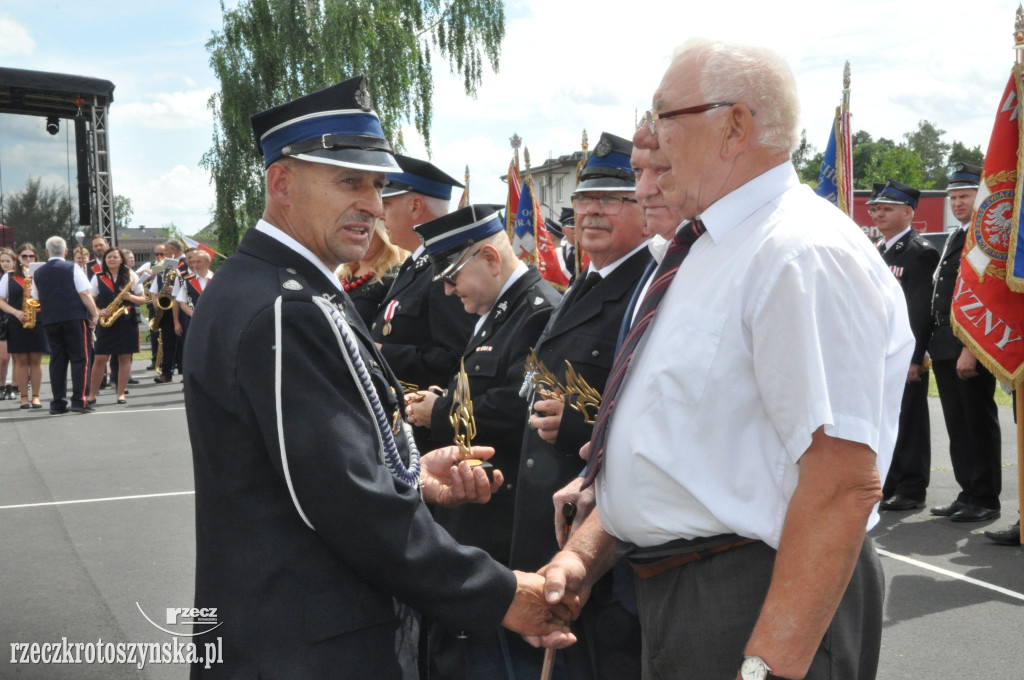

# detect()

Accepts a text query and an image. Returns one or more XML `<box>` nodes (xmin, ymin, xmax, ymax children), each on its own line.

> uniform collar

<box><xmin>698</xmin><ymin>161</ymin><xmax>797</xmax><ymax>244</ymax></box>
<box><xmin>255</xmin><ymin>219</ymin><xmax>343</xmax><ymax>292</ymax></box>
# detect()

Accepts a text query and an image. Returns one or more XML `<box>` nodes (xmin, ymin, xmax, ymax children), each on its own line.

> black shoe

<box><xmin>950</xmin><ymin>504</ymin><xmax>1000</xmax><ymax>522</ymax></box>
<box><xmin>984</xmin><ymin>522</ymin><xmax>1021</xmax><ymax>546</ymax></box>
<box><xmin>930</xmin><ymin>500</ymin><xmax>966</xmax><ymax>517</ymax></box>
<box><xmin>145</xmin><ymin>363</ymin><xmax>155</xmax><ymax>371</ymax></box>
<box><xmin>49</xmin><ymin>406</ymin><xmax>68</xmax><ymax>415</ymax></box>
<box><xmin>69</xmin><ymin>404</ymin><xmax>95</xmax><ymax>414</ymax></box>
<box><xmin>880</xmin><ymin>495</ymin><xmax>925</xmax><ymax>511</ymax></box>
<box><xmin>154</xmin><ymin>374</ymin><xmax>172</xmax><ymax>384</ymax></box>
<box><xmin>128</xmin><ymin>378</ymin><xmax>139</xmax><ymax>385</ymax></box>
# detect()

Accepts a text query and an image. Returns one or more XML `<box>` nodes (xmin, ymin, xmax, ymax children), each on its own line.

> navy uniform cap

<box><xmin>413</xmin><ymin>204</ymin><xmax>505</xmax><ymax>280</ymax></box>
<box><xmin>575</xmin><ymin>132</ymin><xmax>635</xmax><ymax>193</ymax></box>
<box><xmin>872</xmin><ymin>179</ymin><xmax>920</xmax><ymax>210</ymax></box>
<box><xmin>559</xmin><ymin>206</ymin><xmax>575</xmax><ymax>227</ymax></box>
<box><xmin>251</xmin><ymin>75</ymin><xmax>400</xmax><ymax>172</ymax></box>
<box><xmin>948</xmin><ymin>161</ymin><xmax>983</xmax><ymax>191</ymax></box>
<box><xmin>866</xmin><ymin>182</ymin><xmax>886</xmax><ymax>204</ymax></box>
<box><xmin>382</xmin><ymin>155</ymin><xmax>464</xmax><ymax>200</ymax></box>
<box><xmin>545</xmin><ymin>218</ymin><xmax>564</xmax><ymax>239</ymax></box>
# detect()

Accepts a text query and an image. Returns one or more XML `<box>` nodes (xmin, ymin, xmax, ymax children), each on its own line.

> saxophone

<box><xmin>100</xmin><ymin>278</ymin><xmax>136</xmax><ymax>328</ymax></box>
<box><xmin>22</xmin><ymin>274</ymin><xmax>40</xmax><ymax>329</ymax></box>
<box><xmin>149</xmin><ymin>267</ymin><xmax>178</xmax><ymax>331</ymax></box>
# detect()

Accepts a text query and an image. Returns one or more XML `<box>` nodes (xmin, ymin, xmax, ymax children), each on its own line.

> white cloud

<box><xmin>0</xmin><ymin>16</ymin><xmax>35</xmax><ymax>56</ymax></box>
<box><xmin>117</xmin><ymin>165</ymin><xmax>214</xmax><ymax>231</ymax></box>
<box><xmin>114</xmin><ymin>88</ymin><xmax>216</xmax><ymax>131</ymax></box>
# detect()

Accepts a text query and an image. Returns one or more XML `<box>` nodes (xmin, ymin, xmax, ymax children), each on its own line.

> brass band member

<box><xmin>0</xmin><ymin>244</ymin><xmax>49</xmax><ymax>409</ymax></box>
<box><xmin>88</xmin><ymin>247</ymin><xmax>145</xmax><ymax>405</ymax></box>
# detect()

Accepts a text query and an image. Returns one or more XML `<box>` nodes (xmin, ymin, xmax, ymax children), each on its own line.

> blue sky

<box><xmin>1</xmin><ymin>0</ymin><xmax>1021</xmax><ymax>235</ymax></box>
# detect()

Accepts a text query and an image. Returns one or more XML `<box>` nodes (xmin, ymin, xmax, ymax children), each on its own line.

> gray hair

<box><xmin>45</xmin><ymin>236</ymin><xmax>67</xmax><ymax>258</ymax></box>
<box><xmin>674</xmin><ymin>38</ymin><xmax>801</xmax><ymax>155</ymax></box>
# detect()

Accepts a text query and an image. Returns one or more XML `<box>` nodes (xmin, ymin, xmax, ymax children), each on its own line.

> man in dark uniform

<box><xmin>870</xmin><ymin>180</ymin><xmax>940</xmax><ymax>511</ymax></box>
<box><xmin>371</xmin><ymin>155</ymin><xmax>476</xmax><ymax>391</ymax></box>
<box><xmin>404</xmin><ymin>204</ymin><xmax>563</xmax><ymax>679</ymax></box>
<box><xmin>929</xmin><ymin>161</ymin><xmax>1003</xmax><ymax>523</ymax></box>
<box><xmin>557</xmin><ymin>207</ymin><xmax>579</xmax><ymax>283</ymax></box>
<box><xmin>509</xmin><ymin>132</ymin><xmax>650</xmax><ymax>679</ymax></box>
<box><xmin>32</xmin><ymin>236</ymin><xmax>100</xmax><ymax>414</ymax></box>
<box><xmin>183</xmin><ymin>77</ymin><xmax>574</xmax><ymax>679</ymax></box>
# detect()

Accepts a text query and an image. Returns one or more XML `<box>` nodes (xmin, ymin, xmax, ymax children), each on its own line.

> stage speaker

<box><xmin>74</xmin><ymin>115</ymin><xmax>91</xmax><ymax>225</ymax></box>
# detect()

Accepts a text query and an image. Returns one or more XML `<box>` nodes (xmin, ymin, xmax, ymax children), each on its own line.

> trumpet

<box><xmin>22</xmin><ymin>274</ymin><xmax>40</xmax><ymax>329</ymax></box>
<box><xmin>99</xmin><ymin>278</ymin><xmax>137</xmax><ymax>328</ymax></box>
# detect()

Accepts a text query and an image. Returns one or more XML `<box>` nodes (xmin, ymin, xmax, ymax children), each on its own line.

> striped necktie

<box><xmin>581</xmin><ymin>220</ymin><xmax>707</xmax><ymax>489</ymax></box>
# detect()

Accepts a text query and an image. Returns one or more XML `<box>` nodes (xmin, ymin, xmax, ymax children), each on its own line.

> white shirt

<box><xmin>90</xmin><ymin>270</ymin><xmax>143</xmax><ymax>297</ymax></box>
<box><xmin>150</xmin><ymin>256</ymin><xmax>186</xmax><ymax>295</ymax></box>
<box><xmin>31</xmin><ymin>257</ymin><xmax>91</xmax><ymax>297</ymax></box>
<box><xmin>473</xmin><ymin>261</ymin><xmax>528</xmax><ymax>336</ymax></box>
<box><xmin>880</xmin><ymin>225</ymin><xmax>912</xmax><ymax>251</ymax></box>
<box><xmin>255</xmin><ymin>220</ymin><xmax>344</xmax><ymax>293</ymax></box>
<box><xmin>175</xmin><ymin>272</ymin><xmax>214</xmax><ymax>304</ymax></box>
<box><xmin>597</xmin><ymin>162</ymin><xmax>914</xmax><ymax>549</ymax></box>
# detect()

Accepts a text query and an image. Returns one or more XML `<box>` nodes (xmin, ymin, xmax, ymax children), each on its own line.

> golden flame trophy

<box><xmin>449</xmin><ymin>358</ymin><xmax>493</xmax><ymax>480</ymax></box>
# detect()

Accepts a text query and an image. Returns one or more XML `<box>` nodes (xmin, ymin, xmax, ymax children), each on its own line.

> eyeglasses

<box><xmin>641</xmin><ymin>102</ymin><xmax>740</xmax><ymax>135</ymax></box>
<box><xmin>572</xmin><ymin>195</ymin><xmax>639</xmax><ymax>215</ymax></box>
<box><xmin>442</xmin><ymin>248</ymin><xmax>482</xmax><ymax>286</ymax></box>
<box><xmin>20</xmin><ymin>254</ymin><xmax>36</xmax><ymax>260</ymax></box>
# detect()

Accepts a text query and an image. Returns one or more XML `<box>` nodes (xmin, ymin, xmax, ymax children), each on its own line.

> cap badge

<box><xmin>355</xmin><ymin>78</ymin><xmax>373</xmax><ymax>111</ymax></box>
<box><xmin>594</xmin><ymin>138</ymin><xmax>613</xmax><ymax>157</ymax></box>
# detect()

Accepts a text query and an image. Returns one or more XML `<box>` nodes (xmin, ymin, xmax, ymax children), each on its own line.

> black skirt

<box><xmin>94</xmin><ymin>313</ymin><xmax>140</xmax><ymax>355</ymax></box>
<box><xmin>5</xmin><ymin>314</ymin><xmax>50</xmax><ymax>354</ymax></box>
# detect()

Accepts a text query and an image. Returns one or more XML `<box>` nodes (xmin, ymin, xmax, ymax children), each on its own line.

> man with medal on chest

<box><xmin>183</xmin><ymin>76</ymin><xmax>576</xmax><ymax>679</ymax></box>
<box><xmin>869</xmin><ymin>179</ymin><xmax>939</xmax><ymax>513</ymax></box>
<box><xmin>370</xmin><ymin>155</ymin><xmax>477</xmax><ymax>394</ymax></box>
<box><xmin>403</xmin><ymin>204</ymin><xmax>563</xmax><ymax>679</ymax></box>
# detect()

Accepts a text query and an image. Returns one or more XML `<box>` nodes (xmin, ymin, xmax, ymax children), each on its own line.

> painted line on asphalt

<box><xmin>877</xmin><ymin>548</ymin><xmax>1024</xmax><ymax>602</ymax></box>
<box><xmin>90</xmin><ymin>406</ymin><xmax>186</xmax><ymax>415</ymax></box>
<box><xmin>0</xmin><ymin>490</ymin><xmax>194</xmax><ymax>511</ymax></box>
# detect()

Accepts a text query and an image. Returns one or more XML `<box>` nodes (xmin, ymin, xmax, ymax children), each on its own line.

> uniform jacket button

<box><xmin>526</xmin><ymin>458</ymin><xmax>535</xmax><ymax>468</ymax></box>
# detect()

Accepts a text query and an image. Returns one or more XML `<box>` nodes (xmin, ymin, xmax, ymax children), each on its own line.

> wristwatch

<box><xmin>740</xmin><ymin>655</ymin><xmax>791</xmax><ymax>680</ymax></box>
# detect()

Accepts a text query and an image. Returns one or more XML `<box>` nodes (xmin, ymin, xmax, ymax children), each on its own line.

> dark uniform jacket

<box><xmin>509</xmin><ymin>247</ymin><xmax>652</xmax><ymax>571</ymax></box>
<box><xmin>429</xmin><ymin>265</ymin><xmax>562</xmax><ymax>564</ymax></box>
<box><xmin>370</xmin><ymin>252</ymin><xmax>476</xmax><ymax>389</ymax></box>
<box><xmin>880</xmin><ymin>229</ymin><xmax>939</xmax><ymax>365</ymax></box>
<box><xmin>929</xmin><ymin>227</ymin><xmax>968</xmax><ymax>361</ymax></box>
<box><xmin>184</xmin><ymin>228</ymin><xmax>515</xmax><ymax>679</ymax></box>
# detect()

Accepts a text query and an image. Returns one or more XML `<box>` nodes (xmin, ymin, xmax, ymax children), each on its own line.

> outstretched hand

<box><xmin>503</xmin><ymin>571</ymin><xmax>578</xmax><ymax>649</ymax></box>
<box><xmin>420</xmin><ymin>445</ymin><xmax>504</xmax><ymax>507</ymax></box>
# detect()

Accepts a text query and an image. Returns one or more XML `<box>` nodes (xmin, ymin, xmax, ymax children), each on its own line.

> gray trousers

<box><xmin>632</xmin><ymin>537</ymin><xmax>883</xmax><ymax>680</ymax></box>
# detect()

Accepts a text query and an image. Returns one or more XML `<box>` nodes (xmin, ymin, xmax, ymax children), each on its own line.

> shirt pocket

<box><xmin>645</xmin><ymin>309</ymin><xmax>727</xmax><ymax>406</ymax></box>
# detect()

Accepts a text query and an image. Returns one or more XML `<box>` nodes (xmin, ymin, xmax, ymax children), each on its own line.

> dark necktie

<box><xmin>581</xmin><ymin>220</ymin><xmax>707</xmax><ymax>489</ymax></box>
<box><xmin>877</xmin><ymin>240</ymin><xmax>886</xmax><ymax>256</ymax></box>
<box><xmin>574</xmin><ymin>271</ymin><xmax>602</xmax><ymax>302</ymax></box>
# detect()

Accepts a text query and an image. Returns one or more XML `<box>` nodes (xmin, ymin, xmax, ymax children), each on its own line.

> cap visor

<box><xmin>292</xmin><ymin>147</ymin><xmax>401</xmax><ymax>173</ymax></box>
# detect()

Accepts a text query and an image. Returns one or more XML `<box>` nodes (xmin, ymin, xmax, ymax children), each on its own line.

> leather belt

<box><xmin>629</xmin><ymin>537</ymin><xmax>757</xmax><ymax>579</ymax></box>
<box><xmin>935</xmin><ymin>313</ymin><xmax>951</xmax><ymax>326</ymax></box>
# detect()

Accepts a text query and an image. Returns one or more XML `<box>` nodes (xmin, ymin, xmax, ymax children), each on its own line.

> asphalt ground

<box><xmin>0</xmin><ymin>360</ymin><xmax>1020</xmax><ymax>679</ymax></box>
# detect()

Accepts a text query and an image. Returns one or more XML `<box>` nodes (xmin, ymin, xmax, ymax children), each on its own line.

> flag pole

<box><xmin>1014</xmin><ymin>3</ymin><xmax>1024</xmax><ymax>544</ymax></box>
<box><xmin>574</xmin><ymin>130</ymin><xmax>589</xmax><ymax>279</ymax></box>
<box><xmin>840</xmin><ymin>61</ymin><xmax>852</xmax><ymax>216</ymax></box>
<box><xmin>524</xmin><ymin>147</ymin><xmax>539</xmax><ymax>264</ymax></box>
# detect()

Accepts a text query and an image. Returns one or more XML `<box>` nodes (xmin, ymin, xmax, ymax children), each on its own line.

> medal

<box><xmin>381</xmin><ymin>299</ymin><xmax>399</xmax><ymax>337</ymax></box>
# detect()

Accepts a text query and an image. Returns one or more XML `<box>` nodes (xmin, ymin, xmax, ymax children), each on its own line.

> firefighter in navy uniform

<box><xmin>871</xmin><ymin>180</ymin><xmax>939</xmax><ymax>512</ymax></box>
<box><xmin>929</xmin><ymin>162</ymin><xmax>1003</xmax><ymax>523</ymax></box>
<box><xmin>509</xmin><ymin>132</ymin><xmax>651</xmax><ymax>680</ymax></box>
<box><xmin>370</xmin><ymin>156</ymin><xmax>476</xmax><ymax>391</ymax></box>
<box><xmin>404</xmin><ymin>204</ymin><xmax>563</xmax><ymax>679</ymax></box>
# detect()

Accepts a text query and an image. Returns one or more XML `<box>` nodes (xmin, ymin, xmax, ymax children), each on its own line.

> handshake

<box><xmin>420</xmin><ymin>444</ymin><xmax>605</xmax><ymax>649</ymax></box>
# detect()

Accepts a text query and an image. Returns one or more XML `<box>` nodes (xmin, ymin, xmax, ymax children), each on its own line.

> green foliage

<box><xmin>161</xmin><ymin>222</ymin><xmax>184</xmax><ymax>240</ymax></box>
<box><xmin>2</xmin><ymin>177</ymin><xmax>76</xmax><ymax>249</ymax></box>
<box><xmin>114</xmin><ymin>194</ymin><xmax>134</xmax><ymax>229</ymax></box>
<box><xmin>203</xmin><ymin>0</ymin><xmax>506</xmax><ymax>256</ymax></box>
<box><xmin>852</xmin><ymin>137</ymin><xmax>896</xmax><ymax>189</ymax></box>
<box><xmin>862</xmin><ymin>145</ymin><xmax>929</xmax><ymax>189</ymax></box>
<box><xmin>904</xmin><ymin>120</ymin><xmax>951</xmax><ymax>189</ymax></box>
<box><xmin>947</xmin><ymin>141</ymin><xmax>985</xmax><ymax>175</ymax></box>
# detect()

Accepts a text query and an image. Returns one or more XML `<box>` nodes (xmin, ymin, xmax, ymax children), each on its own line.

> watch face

<box><xmin>740</xmin><ymin>656</ymin><xmax>769</xmax><ymax>680</ymax></box>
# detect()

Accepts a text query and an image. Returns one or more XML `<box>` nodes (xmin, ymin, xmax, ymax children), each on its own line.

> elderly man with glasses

<box><xmin>509</xmin><ymin>131</ymin><xmax>651</xmax><ymax>679</ymax></box>
<box><xmin>537</xmin><ymin>39</ymin><xmax>914</xmax><ymax>680</ymax></box>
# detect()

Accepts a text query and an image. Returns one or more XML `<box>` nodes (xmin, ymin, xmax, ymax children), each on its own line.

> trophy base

<box><xmin>465</xmin><ymin>459</ymin><xmax>495</xmax><ymax>483</ymax></box>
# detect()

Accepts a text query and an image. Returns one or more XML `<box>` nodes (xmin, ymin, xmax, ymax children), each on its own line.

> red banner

<box><xmin>952</xmin><ymin>68</ymin><xmax>1024</xmax><ymax>386</ymax></box>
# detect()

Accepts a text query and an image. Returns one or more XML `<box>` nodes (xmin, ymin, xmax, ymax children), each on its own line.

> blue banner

<box><xmin>815</xmin><ymin>117</ymin><xmax>840</xmax><ymax>207</ymax></box>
